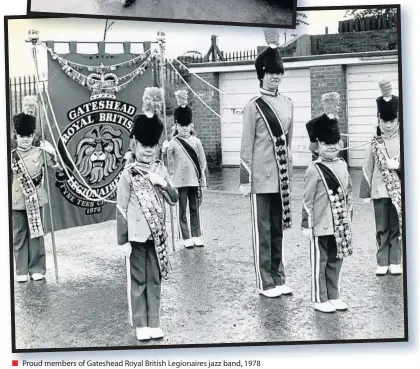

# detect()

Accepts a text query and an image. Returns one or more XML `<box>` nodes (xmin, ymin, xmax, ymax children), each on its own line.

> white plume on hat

<box><xmin>142</xmin><ymin>87</ymin><xmax>164</xmax><ymax>115</ymax></box>
<box><xmin>321</xmin><ymin>92</ymin><xmax>340</xmax><ymax>115</ymax></box>
<box><xmin>263</xmin><ymin>28</ymin><xmax>280</xmax><ymax>49</ymax></box>
<box><xmin>175</xmin><ymin>89</ymin><xmax>188</xmax><ymax>106</ymax></box>
<box><xmin>321</xmin><ymin>92</ymin><xmax>340</xmax><ymax>105</ymax></box>
<box><xmin>23</xmin><ymin>95</ymin><xmax>38</xmax><ymax>106</ymax></box>
<box><xmin>378</xmin><ymin>78</ymin><xmax>393</xmax><ymax>97</ymax></box>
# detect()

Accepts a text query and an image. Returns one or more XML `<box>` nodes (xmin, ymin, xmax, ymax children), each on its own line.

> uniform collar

<box><xmin>260</xmin><ymin>87</ymin><xmax>278</xmax><ymax>97</ymax></box>
<box><xmin>381</xmin><ymin>130</ymin><xmax>399</xmax><ymax>139</ymax></box>
<box><xmin>178</xmin><ymin>133</ymin><xmax>191</xmax><ymax>139</ymax></box>
<box><xmin>134</xmin><ymin>161</ymin><xmax>151</xmax><ymax>171</ymax></box>
<box><xmin>319</xmin><ymin>156</ymin><xmax>340</xmax><ymax>162</ymax></box>
<box><xmin>17</xmin><ymin>146</ymin><xmax>33</xmax><ymax>153</ymax></box>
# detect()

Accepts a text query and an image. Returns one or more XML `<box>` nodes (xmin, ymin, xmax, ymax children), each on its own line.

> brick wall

<box><xmin>311</xmin><ymin>29</ymin><xmax>397</xmax><ymax>55</ymax></box>
<box><xmin>190</xmin><ymin>72</ymin><xmax>222</xmax><ymax>168</ymax></box>
<box><xmin>310</xmin><ymin>65</ymin><xmax>348</xmax><ymax>162</ymax></box>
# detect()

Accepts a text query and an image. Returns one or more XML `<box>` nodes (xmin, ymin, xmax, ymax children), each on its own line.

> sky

<box><xmin>7</xmin><ymin>9</ymin><xmax>351</xmax><ymax>78</ymax></box>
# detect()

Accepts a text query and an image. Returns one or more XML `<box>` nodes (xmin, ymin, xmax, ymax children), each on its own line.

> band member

<box><xmin>306</xmin><ymin>92</ymin><xmax>343</xmax><ymax>160</ymax></box>
<box><xmin>360</xmin><ymin>78</ymin><xmax>402</xmax><ymax>276</ymax></box>
<box><xmin>117</xmin><ymin>87</ymin><xmax>179</xmax><ymax>341</ymax></box>
<box><xmin>239</xmin><ymin>29</ymin><xmax>294</xmax><ymax>298</ymax></box>
<box><xmin>301</xmin><ymin>112</ymin><xmax>353</xmax><ymax>313</ymax></box>
<box><xmin>162</xmin><ymin>90</ymin><xmax>207</xmax><ymax>248</ymax></box>
<box><xmin>11</xmin><ymin>112</ymin><xmax>62</xmax><ymax>282</ymax></box>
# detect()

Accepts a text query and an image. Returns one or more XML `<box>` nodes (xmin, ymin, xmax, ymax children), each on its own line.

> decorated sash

<box><xmin>254</xmin><ymin>97</ymin><xmax>292</xmax><ymax>230</ymax></box>
<box><xmin>174</xmin><ymin>136</ymin><xmax>205</xmax><ymax>206</ymax></box>
<box><xmin>314</xmin><ymin>162</ymin><xmax>353</xmax><ymax>259</ymax></box>
<box><xmin>11</xmin><ymin>150</ymin><xmax>44</xmax><ymax>238</ymax></box>
<box><xmin>128</xmin><ymin>165</ymin><xmax>172</xmax><ymax>279</ymax></box>
<box><xmin>371</xmin><ymin>137</ymin><xmax>403</xmax><ymax>240</ymax></box>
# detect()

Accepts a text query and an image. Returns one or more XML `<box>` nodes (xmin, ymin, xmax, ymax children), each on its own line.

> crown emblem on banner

<box><xmin>86</xmin><ymin>66</ymin><xmax>119</xmax><ymax>100</ymax></box>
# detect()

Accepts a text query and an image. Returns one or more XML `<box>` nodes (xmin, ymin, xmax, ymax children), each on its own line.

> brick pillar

<box><xmin>310</xmin><ymin>65</ymin><xmax>348</xmax><ymax>163</ymax></box>
<box><xmin>190</xmin><ymin>72</ymin><xmax>222</xmax><ymax>168</ymax></box>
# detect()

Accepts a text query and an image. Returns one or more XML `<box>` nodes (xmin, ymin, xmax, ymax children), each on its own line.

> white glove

<box><xmin>386</xmin><ymin>157</ymin><xmax>399</xmax><ymax>170</ymax></box>
<box><xmin>120</xmin><ymin>242</ymin><xmax>132</xmax><ymax>257</ymax></box>
<box><xmin>53</xmin><ymin>162</ymin><xmax>63</xmax><ymax>172</ymax></box>
<box><xmin>239</xmin><ymin>184</ymin><xmax>252</xmax><ymax>196</ymax></box>
<box><xmin>147</xmin><ymin>172</ymin><xmax>167</xmax><ymax>187</ymax></box>
<box><xmin>40</xmin><ymin>140</ymin><xmax>56</xmax><ymax>156</ymax></box>
<box><xmin>161</xmin><ymin>140</ymin><xmax>170</xmax><ymax>152</ymax></box>
<box><xmin>362</xmin><ymin>198</ymin><xmax>371</xmax><ymax>205</ymax></box>
<box><xmin>302</xmin><ymin>228</ymin><xmax>313</xmax><ymax>239</ymax></box>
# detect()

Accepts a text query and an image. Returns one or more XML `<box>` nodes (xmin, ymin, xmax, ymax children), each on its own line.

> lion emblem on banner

<box><xmin>75</xmin><ymin>124</ymin><xmax>124</xmax><ymax>184</ymax></box>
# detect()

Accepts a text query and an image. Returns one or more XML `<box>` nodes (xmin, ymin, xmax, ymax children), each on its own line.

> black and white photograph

<box><xmin>27</xmin><ymin>0</ymin><xmax>297</xmax><ymax>28</ymax></box>
<box><xmin>6</xmin><ymin>5</ymin><xmax>407</xmax><ymax>352</ymax></box>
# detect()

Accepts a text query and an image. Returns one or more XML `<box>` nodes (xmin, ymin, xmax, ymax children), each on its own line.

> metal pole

<box><xmin>29</xmin><ymin>37</ymin><xmax>59</xmax><ymax>280</ymax></box>
<box><xmin>157</xmin><ymin>30</ymin><xmax>176</xmax><ymax>252</ymax></box>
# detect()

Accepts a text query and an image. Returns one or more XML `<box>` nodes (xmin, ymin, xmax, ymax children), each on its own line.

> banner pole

<box><xmin>29</xmin><ymin>35</ymin><xmax>59</xmax><ymax>280</ymax></box>
<box><xmin>157</xmin><ymin>30</ymin><xmax>176</xmax><ymax>252</ymax></box>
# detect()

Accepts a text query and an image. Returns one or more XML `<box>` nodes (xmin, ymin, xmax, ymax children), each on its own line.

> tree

<box><xmin>103</xmin><ymin>19</ymin><xmax>115</xmax><ymax>41</ymax></box>
<box><xmin>344</xmin><ymin>8</ymin><xmax>397</xmax><ymax>19</ymax></box>
<box><xmin>285</xmin><ymin>12</ymin><xmax>309</xmax><ymax>42</ymax></box>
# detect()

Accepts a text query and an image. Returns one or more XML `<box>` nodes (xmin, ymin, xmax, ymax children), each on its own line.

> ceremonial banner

<box><xmin>43</xmin><ymin>41</ymin><xmax>154</xmax><ymax>232</ymax></box>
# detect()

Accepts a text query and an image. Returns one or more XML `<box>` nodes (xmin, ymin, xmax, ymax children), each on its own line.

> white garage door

<box><xmin>347</xmin><ymin>63</ymin><xmax>399</xmax><ymax>167</ymax></box>
<box><xmin>219</xmin><ymin>68</ymin><xmax>312</xmax><ymax>167</ymax></box>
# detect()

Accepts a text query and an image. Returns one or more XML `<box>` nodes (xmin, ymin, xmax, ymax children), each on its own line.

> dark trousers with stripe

<box><xmin>310</xmin><ymin>235</ymin><xmax>343</xmax><ymax>303</ymax></box>
<box><xmin>250</xmin><ymin>193</ymin><xmax>285</xmax><ymax>291</ymax></box>
<box><xmin>177</xmin><ymin>186</ymin><xmax>202</xmax><ymax>240</ymax></box>
<box><xmin>373</xmin><ymin>198</ymin><xmax>401</xmax><ymax>266</ymax></box>
<box><xmin>127</xmin><ymin>240</ymin><xmax>161</xmax><ymax>328</ymax></box>
<box><xmin>12</xmin><ymin>209</ymin><xmax>46</xmax><ymax>277</ymax></box>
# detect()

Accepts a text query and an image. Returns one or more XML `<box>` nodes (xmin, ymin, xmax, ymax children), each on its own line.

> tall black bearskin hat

<box><xmin>13</xmin><ymin>112</ymin><xmax>36</xmax><ymax>137</ymax></box>
<box><xmin>174</xmin><ymin>105</ymin><xmax>192</xmax><ymax>126</ymax></box>
<box><xmin>376</xmin><ymin>95</ymin><xmax>399</xmax><ymax>122</ymax></box>
<box><xmin>129</xmin><ymin>114</ymin><xmax>163</xmax><ymax>147</ymax></box>
<box><xmin>255</xmin><ymin>47</ymin><xmax>284</xmax><ymax>81</ymax></box>
<box><xmin>306</xmin><ymin>114</ymin><xmax>341</xmax><ymax>145</ymax></box>
<box><xmin>255</xmin><ymin>29</ymin><xmax>284</xmax><ymax>82</ymax></box>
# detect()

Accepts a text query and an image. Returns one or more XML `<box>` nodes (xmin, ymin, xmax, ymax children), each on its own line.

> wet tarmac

<box><xmin>30</xmin><ymin>0</ymin><xmax>293</xmax><ymax>26</ymax></box>
<box><xmin>13</xmin><ymin>168</ymin><xmax>406</xmax><ymax>349</ymax></box>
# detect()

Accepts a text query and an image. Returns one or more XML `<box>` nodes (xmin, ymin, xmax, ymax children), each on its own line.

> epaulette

<box><xmin>278</xmin><ymin>93</ymin><xmax>292</xmax><ymax>101</ymax></box>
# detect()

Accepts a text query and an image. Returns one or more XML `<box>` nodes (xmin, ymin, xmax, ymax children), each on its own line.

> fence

<box><xmin>9</xmin><ymin>75</ymin><xmax>47</xmax><ymax>119</ymax></box>
<box><xmin>339</xmin><ymin>13</ymin><xmax>397</xmax><ymax>33</ymax></box>
<box><xmin>182</xmin><ymin>50</ymin><xmax>258</xmax><ymax>64</ymax></box>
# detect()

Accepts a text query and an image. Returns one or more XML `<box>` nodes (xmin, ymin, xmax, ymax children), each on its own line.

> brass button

<box><xmin>136</xmin><ymin>217</ymin><xmax>140</xmax><ymax>221</ymax></box>
<box><xmin>324</xmin><ymin>212</ymin><xmax>327</xmax><ymax>215</ymax></box>
<box><xmin>267</xmin><ymin>173</ymin><xmax>271</xmax><ymax>177</ymax></box>
<box><xmin>324</xmin><ymin>226</ymin><xmax>328</xmax><ymax>229</ymax></box>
